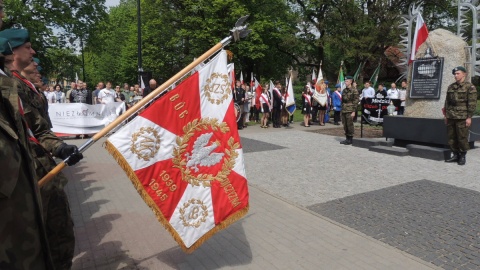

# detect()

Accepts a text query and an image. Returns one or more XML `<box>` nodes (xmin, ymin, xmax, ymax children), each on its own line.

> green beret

<box><xmin>452</xmin><ymin>66</ymin><xmax>466</xmax><ymax>74</ymax></box>
<box><xmin>37</xmin><ymin>65</ymin><xmax>43</xmax><ymax>72</ymax></box>
<box><xmin>345</xmin><ymin>76</ymin><xmax>353</xmax><ymax>80</ymax></box>
<box><xmin>0</xmin><ymin>28</ymin><xmax>30</xmax><ymax>49</ymax></box>
<box><xmin>0</xmin><ymin>37</ymin><xmax>13</xmax><ymax>55</ymax></box>
<box><xmin>33</xmin><ymin>57</ymin><xmax>40</xmax><ymax>64</ymax></box>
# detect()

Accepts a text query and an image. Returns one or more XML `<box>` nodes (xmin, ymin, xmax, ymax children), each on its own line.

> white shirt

<box><xmin>361</xmin><ymin>86</ymin><xmax>375</xmax><ymax>99</ymax></box>
<box><xmin>399</xmin><ymin>89</ymin><xmax>407</xmax><ymax>106</ymax></box>
<box><xmin>387</xmin><ymin>88</ymin><xmax>399</xmax><ymax>99</ymax></box>
<box><xmin>98</xmin><ymin>88</ymin><xmax>116</xmax><ymax>104</ymax></box>
<box><xmin>46</xmin><ymin>91</ymin><xmax>56</xmax><ymax>103</ymax></box>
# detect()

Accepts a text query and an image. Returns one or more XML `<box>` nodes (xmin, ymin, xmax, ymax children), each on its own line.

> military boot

<box><xmin>340</xmin><ymin>136</ymin><xmax>349</xmax><ymax>145</ymax></box>
<box><xmin>344</xmin><ymin>136</ymin><xmax>353</xmax><ymax>145</ymax></box>
<box><xmin>457</xmin><ymin>152</ymin><xmax>466</xmax><ymax>165</ymax></box>
<box><xmin>445</xmin><ymin>152</ymin><xmax>459</xmax><ymax>163</ymax></box>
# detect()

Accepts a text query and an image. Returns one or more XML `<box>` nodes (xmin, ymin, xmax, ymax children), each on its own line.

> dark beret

<box><xmin>452</xmin><ymin>66</ymin><xmax>466</xmax><ymax>74</ymax></box>
<box><xmin>0</xmin><ymin>28</ymin><xmax>30</xmax><ymax>49</ymax></box>
<box><xmin>0</xmin><ymin>37</ymin><xmax>13</xmax><ymax>55</ymax></box>
<box><xmin>345</xmin><ymin>76</ymin><xmax>353</xmax><ymax>80</ymax></box>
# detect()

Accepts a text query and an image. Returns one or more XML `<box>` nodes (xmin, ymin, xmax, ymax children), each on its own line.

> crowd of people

<box><xmin>231</xmin><ymin>75</ymin><xmax>410</xmax><ymax>132</ymax></box>
<box><xmin>40</xmin><ymin>79</ymin><xmax>148</xmax><ymax>109</ymax></box>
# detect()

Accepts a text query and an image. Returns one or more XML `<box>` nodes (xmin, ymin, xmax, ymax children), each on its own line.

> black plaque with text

<box><xmin>410</xmin><ymin>57</ymin><xmax>444</xmax><ymax>99</ymax></box>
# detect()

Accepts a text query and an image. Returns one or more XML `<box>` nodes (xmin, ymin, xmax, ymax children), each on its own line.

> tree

<box><xmin>3</xmin><ymin>0</ymin><xmax>107</xmax><ymax>79</ymax></box>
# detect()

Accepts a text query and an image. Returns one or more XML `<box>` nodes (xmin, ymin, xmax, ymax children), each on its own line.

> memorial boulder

<box><xmin>405</xmin><ymin>29</ymin><xmax>470</xmax><ymax>118</ymax></box>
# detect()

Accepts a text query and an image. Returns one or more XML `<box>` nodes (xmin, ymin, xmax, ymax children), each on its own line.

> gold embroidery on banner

<box><xmin>179</xmin><ymin>198</ymin><xmax>209</xmax><ymax>228</ymax></box>
<box><xmin>130</xmin><ymin>127</ymin><xmax>161</xmax><ymax>161</ymax></box>
<box><xmin>203</xmin><ymin>72</ymin><xmax>231</xmax><ymax>105</ymax></box>
<box><xmin>172</xmin><ymin>118</ymin><xmax>239</xmax><ymax>187</ymax></box>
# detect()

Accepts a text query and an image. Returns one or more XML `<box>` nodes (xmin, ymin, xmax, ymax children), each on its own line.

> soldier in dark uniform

<box><xmin>443</xmin><ymin>66</ymin><xmax>477</xmax><ymax>165</ymax></box>
<box><xmin>0</xmin><ymin>28</ymin><xmax>83</xmax><ymax>269</ymax></box>
<box><xmin>0</xmin><ymin>36</ymin><xmax>54</xmax><ymax>269</ymax></box>
<box><xmin>233</xmin><ymin>80</ymin><xmax>245</xmax><ymax>130</ymax></box>
<box><xmin>340</xmin><ymin>76</ymin><xmax>359</xmax><ymax>145</ymax></box>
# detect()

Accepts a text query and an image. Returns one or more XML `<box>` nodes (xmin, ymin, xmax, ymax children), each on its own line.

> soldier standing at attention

<box><xmin>0</xmin><ymin>28</ymin><xmax>83</xmax><ymax>269</ymax></box>
<box><xmin>0</xmin><ymin>29</ymin><xmax>54</xmax><ymax>270</ymax></box>
<box><xmin>340</xmin><ymin>76</ymin><xmax>359</xmax><ymax>145</ymax></box>
<box><xmin>443</xmin><ymin>66</ymin><xmax>477</xmax><ymax>165</ymax></box>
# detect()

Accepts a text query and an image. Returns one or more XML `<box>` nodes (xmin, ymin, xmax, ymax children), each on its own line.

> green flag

<box><xmin>369</xmin><ymin>63</ymin><xmax>381</xmax><ymax>88</ymax></box>
<box><xmin>338</xmin><ymin>65</ymin><xmax>345</xmax><ymax>91</ymax></box>
<box><xmin>353</xmin><ymin>61</ymin><xmax>365</xmax><ymax>82</ymax></box>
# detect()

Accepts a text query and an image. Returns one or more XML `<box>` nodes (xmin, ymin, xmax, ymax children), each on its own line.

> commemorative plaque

<box><xmin>409</xmin><ymin>57</ymin><xmax>444</xmax><ymax>99</ymax></box>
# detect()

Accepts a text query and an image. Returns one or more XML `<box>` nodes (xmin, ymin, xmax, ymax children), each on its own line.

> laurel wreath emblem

<box><xmin>179</xmin><ymin>198</ymin><xmax>209</xmax><ymax>228</ymax></box>
<box><xmin>172</xmin><ymin>118</ymin><xmax>239</xmax><ymax>187</ymax></box>
<box><xmin>130</xmin><ymin>126</ymin><xmax>161</xmax><ymax>161</ymax></box>
<box><xmin>203</xmin><ymin>72</ymin><xmax>231</xmax><ymax>105</ymax></box>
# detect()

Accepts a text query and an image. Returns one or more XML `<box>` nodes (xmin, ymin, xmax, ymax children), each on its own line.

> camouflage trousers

<box><xmin>447</xmin><ymin>118</ymin><xmax>470</xmax><ymax>153</ymax></box>
<box><xmin>34</xmin><ymin>151</ymin><xmax>75</xmax><ymax>270</ymax></box>
<box><xmin>341</xmin><ymin>112</ymin><xmax>355</xmax><ymax>136</ymax></box>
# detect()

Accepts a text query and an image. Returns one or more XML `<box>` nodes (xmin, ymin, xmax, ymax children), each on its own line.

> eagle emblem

<box><xmin>186</xmin><ymin>133</ymin><xmax>224</xmax><ymax>172</ymax></box>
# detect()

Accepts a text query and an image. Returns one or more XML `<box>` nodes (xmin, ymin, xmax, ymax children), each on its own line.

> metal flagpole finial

<box><xmin>231</xmin><ymin>15</ymin><xmax>252</xmax><ymax>42</ymax></box>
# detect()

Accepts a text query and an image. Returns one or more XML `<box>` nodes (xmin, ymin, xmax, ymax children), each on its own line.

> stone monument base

<box><xmin>383</xmin><ymin>116</ymin><xmax>480</xmax><ymax>149</ymax></box>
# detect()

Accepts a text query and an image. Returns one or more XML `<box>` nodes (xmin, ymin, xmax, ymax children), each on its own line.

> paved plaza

<box><xmin>63</xmin><ymin>121</ymin><xmax>480</xmax><ymax>269</ymax></box>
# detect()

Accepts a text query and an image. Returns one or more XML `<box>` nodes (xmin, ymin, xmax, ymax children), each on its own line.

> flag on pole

<box><xmin>250</xmin><ymin>72</ymin><xmax>254</xmax><ymax>88</ymax></box>
<box><xmin>353</xmin><ymin>62</ymin><xmax>365</xmax><ymax>82</ymax></box>
<box><xmin>104</xmin><ymin>50</ymin><xmax>249</xmax><ymax>253</ymax></box>
<box><xmin>285</xmin><ymin>76</ymin><xmax>296</xmax><ymax>115</ymax></box>
<box><xmin>338</xmin><ymin>65</ymin><xmax>346</xmax><ymax>91</ymax></box>
<box><xmin>140</xmin><ymin>75</ymin><xmax>146</xmax><ymax>94</ymax></box>
<box><xmin>315</xmin><ymin>65</ymin><xmax>324</xmax><ymax>86</ymax></box>
<box><xmin>240</xmin><ymin>71</ymin><xmax>244</xmax><ymax>85</ymax></box>
<box><xmin>254</xmin><ymin>77</ymin><xmax>262</xmax><ymax>110</ymax></box>
<box><xmin>269</xmin><ymin>80</ymin><xmax>274</xmax><ymax>106</ymax></box>
<box><xmin>369</xmin><ymin>63</ymin><xmax>381</xmax><ymax>88</ymax></box>
<box><xmin>227</xmin><ymin>63</ymin><xmax>235</xmax><ymax>90</ymax></box>
<box><xmin>312</xmin><ymin>68</ymin><xmax>317</xmax><ymax>83</ymax></box>
<box><xmin>410</xmin><ymin>12</ymin><xmax>429</xmax><ymax>63</ymax></box>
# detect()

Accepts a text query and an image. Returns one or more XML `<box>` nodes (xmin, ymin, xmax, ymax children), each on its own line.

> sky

<box><xmin>105</xmin><ymin>0</ymin><xmax>120</xmax><ymax>7</ymax></box>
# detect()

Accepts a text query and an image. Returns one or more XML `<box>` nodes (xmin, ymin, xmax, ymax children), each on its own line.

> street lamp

<box><xmin>137</xmin><ymin>0</ymin><xmax>143</xmax><ymax>84</ymax></box>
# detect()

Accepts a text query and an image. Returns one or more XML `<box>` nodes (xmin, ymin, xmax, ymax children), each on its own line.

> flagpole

<box><xmin>38</xmin><ymin>16</ymin><xmax>251</xmax><ymax>187</ymax></box>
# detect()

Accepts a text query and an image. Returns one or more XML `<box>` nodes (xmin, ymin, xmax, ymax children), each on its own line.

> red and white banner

<box><xmin>410</xmin><ymin>13</ymin><xmax>429</xmax><ymax>63</ymax></box>
<box><xmin>227</xmin><ymin>63</ymin><xmax>235</xmax><ymax>90</ymax></box>
<box><xmin>104</xmin><ymin>50</ymin><xmax>249</xmax><ymax>253</ymax></box>
<box><xmin>254</xmin><ymin>78</ymin><xmax>262</xmax><ymax>110</ymax></box>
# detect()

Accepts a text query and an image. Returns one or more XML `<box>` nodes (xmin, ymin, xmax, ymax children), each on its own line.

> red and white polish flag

<box><xmin>410</xmin><ymin>12</ymin><xmax>429</xmax><ymax>63</ymax></box>
<box><xmin>105</xmin><ymin>50</ymin><xmax>249</xmax><ymax>253</ymax></box>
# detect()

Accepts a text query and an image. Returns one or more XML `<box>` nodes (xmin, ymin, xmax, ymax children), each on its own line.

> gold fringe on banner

<box><xmin>103</xmin><ymin>140</ymin><xmax>249</xmax><ymax>253</ymax></box>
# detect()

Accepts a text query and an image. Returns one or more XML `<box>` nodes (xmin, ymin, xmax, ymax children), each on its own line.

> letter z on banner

<box><xmin>105</xmin><ymin>50</ymin><xmax>249</xmax><ymax>253</ymax></box>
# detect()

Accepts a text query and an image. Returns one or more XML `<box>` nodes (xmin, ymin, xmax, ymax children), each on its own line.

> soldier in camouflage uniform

<box><xmin>443</xmin><ymin>66</ymin><xmax>477</xmax><ymax>165</ymax></box>
<box><xmin>0</xmin><ymin>28</ymin><xmax>83</xmax><ymax>269</ymax></box>
<box><xmin>0</xmin><ymin>35</ymin><xmax>54</xmax><ymax>270</ymax></box>
<box><xmin>340</xmin><ymin>76</ymin><xmax>359</xmax><ymax>145</ymax></box>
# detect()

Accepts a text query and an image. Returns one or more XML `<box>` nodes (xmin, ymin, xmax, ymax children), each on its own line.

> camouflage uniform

<box><xmin>12</xmin><ymin>71</ymin><xmax>75</xmax><ymax>269</ymax></box>
<box><xmin>444</xmin><ymin>80</ymin><xmax>477</xmax><ymax>156</ymax></box>
<box><xmin>0</xmin><ymin>70</ymin><xmax>54</xmax><ymax>269</ymax></box>
<box><xmin>341</xmin><ymin>86</ymin><xmax>359</xmax><ymax>139</ymax></box>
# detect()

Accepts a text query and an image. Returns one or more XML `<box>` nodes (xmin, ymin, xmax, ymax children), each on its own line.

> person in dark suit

<box><xmin>271</xmin><ymin>81</ymin><xmax>284</xmax><ymax>128</ymax></box>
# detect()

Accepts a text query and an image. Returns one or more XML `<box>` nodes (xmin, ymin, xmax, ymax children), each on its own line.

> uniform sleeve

<box><xmin>353</xmin><ymin>88</ymin><xmax>360</xmax><ymax>105</ymax></box>
<box><xmin>16</xmin><ymin>84</ymin><xmax>64</xmax><ymax>154</ymax></box>
<box><xmin>467</xmin><ymin>84</ymin><xmax>477</xmax><ymax>118</ymax></box>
